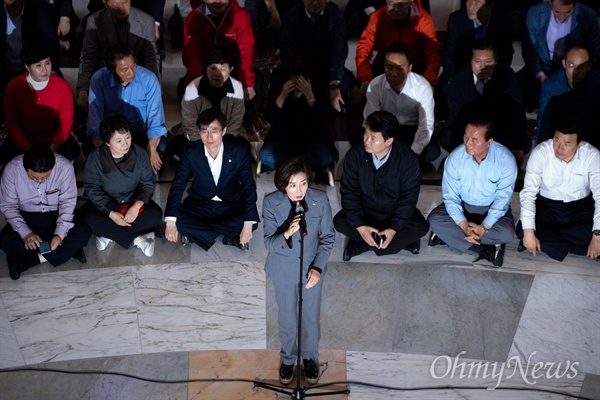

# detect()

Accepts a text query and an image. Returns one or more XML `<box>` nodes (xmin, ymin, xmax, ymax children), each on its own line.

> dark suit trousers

<box><xmin>334</xmin><ymin>209</ymin><xmax>428</xmax><ymax>255</ymax></box>
<box><xmin>516</xmin><ymin>195</ymin><xmax>593</xmax><ymax>261</ymax></box>
<box><xmin>83</xmin><ymin>200</ymin><xmax>162</xmax><ymax>248</ymax></box>
<box><xmin>0</xmin><ymin>211</ymin><xmax>91</xmax><ymax>267</ymax></box>
<box><xmin>176</xmin><ymin>198</ymin><xmax>255</xmax><ymax>251</ymax></box>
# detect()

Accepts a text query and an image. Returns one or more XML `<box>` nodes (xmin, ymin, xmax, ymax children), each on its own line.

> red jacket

<box><xmin>355</xmin><ymin>0</ymin><xmax>440</xmax><ymax>87</ymax></box>
<box><xmin>4</xmin><ymin>73</ymin><xmax>74</xmax><ymax>149</ymax></box>
<box><xmin>183</xmin><ymin>0</ymin><xmax>255</xmax><ymax>89</ymax></box>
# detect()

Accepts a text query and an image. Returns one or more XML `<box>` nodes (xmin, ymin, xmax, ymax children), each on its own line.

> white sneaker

<box><xmin>133</xmin><ymin>232</ymin><xmax>155</xmax><ymax>257</ymax></box>
<box><xmin>96</xmin><ymin>236</ymin><xmax>113</xmax><ymax>251</ymax></box>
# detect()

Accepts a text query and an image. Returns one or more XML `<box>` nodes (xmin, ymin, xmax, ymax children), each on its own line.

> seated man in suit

<box><xmin>363</xmin><ymin>44</ymin><xmax>439</xmax><ymax>163</ymax></box>
<box><xmin>77</xmin><ymin>0</ymin><xmax>159</xmax><ymax>112</ymax></box>
<box><xmin>444</xmin><ymin>40</ymin><xmax>530</xmax><ymax>164</ymax></box>
<box><xmin>0</xmin><ymin>146</ymin><xmax>90</xmax><ymax>280</ymax></box>
<box><xmin>439</xmin><ymin>0</ymin><xmax>513</xmax><ymax>101</ymax></box>
<box><xmin>86</xmin><ymin>46</ymin><xmax>167</xmax><ymax>173</ymax></box>
<box><xmin>164</xmin><ymin>108</ymin><xmax>260</xmax><ymax>251</ymax></box>
<box><xmin>334</xmin><ymin>111</ymin><xmax>429</xmax><ymax>261</ymax></box>
<box><xmin>428</xmin><ymin>112</ymin><xmax>517</xmax><ymax>267</ymax></box>
<box><xmin>518</xmin><ymin>0</ymin><xmax>600</xmax><ymax>106</ymax></box>
<box><xmin>537</xmin><ymin>44</ymin><xmax>600</xmax><ymax>149</ymax></box>
<box><xmin>518</xmin><ymin>114</ymin><xmax>600</xmax><ymax>262</ymax></box>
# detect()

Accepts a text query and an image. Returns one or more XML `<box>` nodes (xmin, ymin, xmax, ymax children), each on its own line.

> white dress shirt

<box><xmin>364</xmin><ymin>72</ymin><xmax>435</xmax><ymax>155</ymax></box>
<box><xmin>205</xmin><ymin>142</ymin><xmax>224</xmax><ymax>192</ymax></box>
<box><xmin>520</xmin><ymin>139</ymin><xmax>600</xmax><ymax>230</ymax></box>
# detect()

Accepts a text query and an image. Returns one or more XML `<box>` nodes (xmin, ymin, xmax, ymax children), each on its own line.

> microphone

<box><xmin>295</xmin><ymin>203</ymin><xmax>308</xmax><ymax>237</ymax></box>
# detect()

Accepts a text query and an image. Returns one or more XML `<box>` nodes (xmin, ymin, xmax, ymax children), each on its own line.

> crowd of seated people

<box><xmin>1</xmin><ymin>0</ymin><xmax>599</xmax><ymax>275</ymax></box>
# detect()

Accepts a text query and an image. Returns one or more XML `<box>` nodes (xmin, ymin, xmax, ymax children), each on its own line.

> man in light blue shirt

<box><xmin>428</xmin><ymin>112</ymin><xmax>517</xmax><ymax>267</ymax></box>
<box><xmin>86</xmin><ymin>46</ymin><xmax>167</xmax><ymax>173</ymax></box>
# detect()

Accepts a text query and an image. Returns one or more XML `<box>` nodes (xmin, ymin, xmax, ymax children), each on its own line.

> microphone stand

<box><xmin>254</xmin><ymin>217</ymin><xmax>350</xmax><ymax>399</ymax></box>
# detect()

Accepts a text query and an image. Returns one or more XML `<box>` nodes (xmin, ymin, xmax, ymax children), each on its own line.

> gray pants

<box><xmin>273</xmin><ymin>277</ymin><xmax>323</xmax><ymax>365</ymax></box>
<box><xmin>428</xmin><ymin>202</ymin><xmax>515</xmax><ymax>253</ymax></box>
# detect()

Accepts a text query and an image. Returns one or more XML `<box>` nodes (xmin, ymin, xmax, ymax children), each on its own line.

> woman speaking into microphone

<box><xmin>262</xmin><ymin>158</ymin><xmax>335</xmax><ymax>385</ymax></box>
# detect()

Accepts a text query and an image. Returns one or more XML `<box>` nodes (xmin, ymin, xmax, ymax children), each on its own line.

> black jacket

<box><xmin>340</xmin><ymin>140</ymin><xmax>421</xmax><ymax>232</ymax></box>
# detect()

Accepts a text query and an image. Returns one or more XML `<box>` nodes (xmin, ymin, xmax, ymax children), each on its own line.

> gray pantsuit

<box><xmin>263</xmin><ymin>188</ymin><xmax>335</xmax><ymax>364</ymax></box>
<box><xmin>428</xmin><ymin>202</ymin><xmax>515</xmax><ymax>253</ymax></box>
<box><xmin>273</xmin><ymin>278</ymin><xmax>323</xmax><ymax>364</ymax></box>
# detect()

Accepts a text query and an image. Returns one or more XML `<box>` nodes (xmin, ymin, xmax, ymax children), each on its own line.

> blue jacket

<box><xmin>523</xmin><ymin>2</ymin><xmax>600</xmax><ymax>76</ymax></box>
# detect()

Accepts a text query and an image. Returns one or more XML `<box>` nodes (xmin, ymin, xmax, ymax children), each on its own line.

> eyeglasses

<box><xmin>200</xmin><ymin>128</ymin><xmax>223</xmax><ymax>137</ymax></box>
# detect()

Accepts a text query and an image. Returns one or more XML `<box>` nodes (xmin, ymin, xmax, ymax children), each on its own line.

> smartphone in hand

<box><xmin>39</xmin><ymin>241</ymin><xmax>51</xmax><ymax>254</ymax></box>
<box><xmin>371</xmin><ymin>232</ymin><xmax>384</xmax><ymax>248</ymax></box>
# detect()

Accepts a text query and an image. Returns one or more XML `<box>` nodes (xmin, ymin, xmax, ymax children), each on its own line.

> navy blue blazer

<box><xmin>263</xmin><ymin>188</ymin><xmax>335</xmax><ymax>285</ymax></box>
<box><xmin>523</xmin><ymin>1</ymin><xmax>600</xmax><ymax>76</ymax></box>
<box><xmin>165</xmin><ymin>135</ymin><xmax>259</xmax><ymax>222</ymax></box>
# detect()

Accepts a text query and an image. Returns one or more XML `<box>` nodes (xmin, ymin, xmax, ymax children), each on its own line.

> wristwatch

<box><xmin>593</xmin><ymin>230</ymin><xmax>600</xmax><ymax>237</ymax></box>
<box><xmin>329</xmin><ymin>82</ymin><xmax>340</xmax><ymax>90</ymax></box>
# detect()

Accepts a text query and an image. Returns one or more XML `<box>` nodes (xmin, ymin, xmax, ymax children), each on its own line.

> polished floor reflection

<box><xmin>1</xmin><ymin>183</ymin><xmax>598</xmax><ymax>400</ymax></box>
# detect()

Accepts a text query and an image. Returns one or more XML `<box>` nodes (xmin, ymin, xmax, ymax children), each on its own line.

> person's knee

<box><xmin>489</xmin><ymin>225</ymin><xmax>515</xmax><ymax>244</ymax></box>
<box><xmin>427</xmin><ymin>206</ymin><xmax>445</xmax><ymax>228</ymax></box>
<box><xmin>259</xmin><ymin>145</ymin><xmax>276</xmax><ymax>169</ymax></box>
<box><xmin>333</xmin><ymin>210</ymin><xmax>347</xmax><ymax>232</ymax></box>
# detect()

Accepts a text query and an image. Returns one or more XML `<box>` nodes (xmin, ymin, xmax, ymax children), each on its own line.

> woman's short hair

<box><xmin>21</xmin><ymin>46</ymin><xmax>52</xmax><ymax>67</ymax></box>
<box><xmin>99</xmin><ymin>114</ymin><xmax>132</xmax><ymax>143</ymax></box>
<box><xmin>23</xmin><ymin>145</ymin><xmax>55</xmax><ymax>173</ymax></box>
<box><xmin>274</xmin><ymin>158</ymin><xmax>312</xmax><ymax>192</ymax></box>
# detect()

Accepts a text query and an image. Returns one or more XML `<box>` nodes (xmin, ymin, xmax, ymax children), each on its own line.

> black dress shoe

<box><xmin>405</xmin><ymin>240</ymin><xmax>421</xmax><ymax>254</ymax></box>
<box><xmin>222</xmin><ymin>235</ymin><xmax>249</xmax><ymax>251</ymax></box>
<box><xmin>491</xmin><ymin>244</ymin><xmax>506</xmax><ymax>267</ymax></box>
<box><xmin>343</xmin><ymin>239</ymin><xmax>367</xmax><ymax>261</ymax></box>
<box><xmin>7</xmin><ymin>254</ymin><xmax>23</xmax><ymax>281</ymax></box>
<box><xmin>428</xmin><ymin>232</ymin><xmax>445</xmax><ymax>247</ymax></box>
<box><xmin>279</xmin><ymin>363</ymin><xmax>294</xmax><ymax>385</ymax></box>
<box><xmin>72</xmin><ymin>248</ymin><xmax>87</xmax><ymax>264</ymax></box>
<box><xmin>181</xmin><ymin>235</ymin><xmax>190</xmax><ymax>246</ymax></box>
<box><xmin>479</xmin><ymin>244</ymin><xmax>506</xmax><ymax>267</ymax></box>
<box><xmin>303</xmin><ymin>359</ymin><xmax>319</xmax><ymax>384</ymax></box>
<box><xmin>517</xmin><ymin>240</ymin><xmax>526</xmax><ymax>252</ymax></box>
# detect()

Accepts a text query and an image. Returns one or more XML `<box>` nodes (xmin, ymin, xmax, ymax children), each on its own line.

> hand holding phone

<box><xmin>39</xmin><ymin>241</ymin><xmax>51</xmax><ymax>254</ymax></box>
<box><xmin>371</xmin><ymin>232</ymin><xmax>384</xmax><ymax>249</ymax></box>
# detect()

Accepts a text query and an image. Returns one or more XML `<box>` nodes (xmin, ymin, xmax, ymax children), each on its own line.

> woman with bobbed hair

<box><xmin>262</xmin><ymin>157</ymin><xmax>335</xmax><ymax>385</ymax></box>
<box><xmin>83</xmin><ymin>114</ymin><xmax>162</xmax><ymax>256</ymax></box>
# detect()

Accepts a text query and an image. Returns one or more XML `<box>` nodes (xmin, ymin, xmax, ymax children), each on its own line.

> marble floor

<box><xmin>1</xmin><ymin>182</ymin><xmax>599</xmax><ymax>400</ymax></box>
<box><xmin>1</xmin><ymin>6</ymin><xmax>597</xmax><ymax>397</ymax></box>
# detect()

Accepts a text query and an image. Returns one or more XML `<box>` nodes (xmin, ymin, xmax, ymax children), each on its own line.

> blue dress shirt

<box><xmin>442</xmin><ymin>141</ymin><xmax>517</xmax><ymax>228</ymax></box>
<box><xmin>87</xmin><ymin>66</ymin><xmax>166</xmax><ymax>140</ymax></box>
